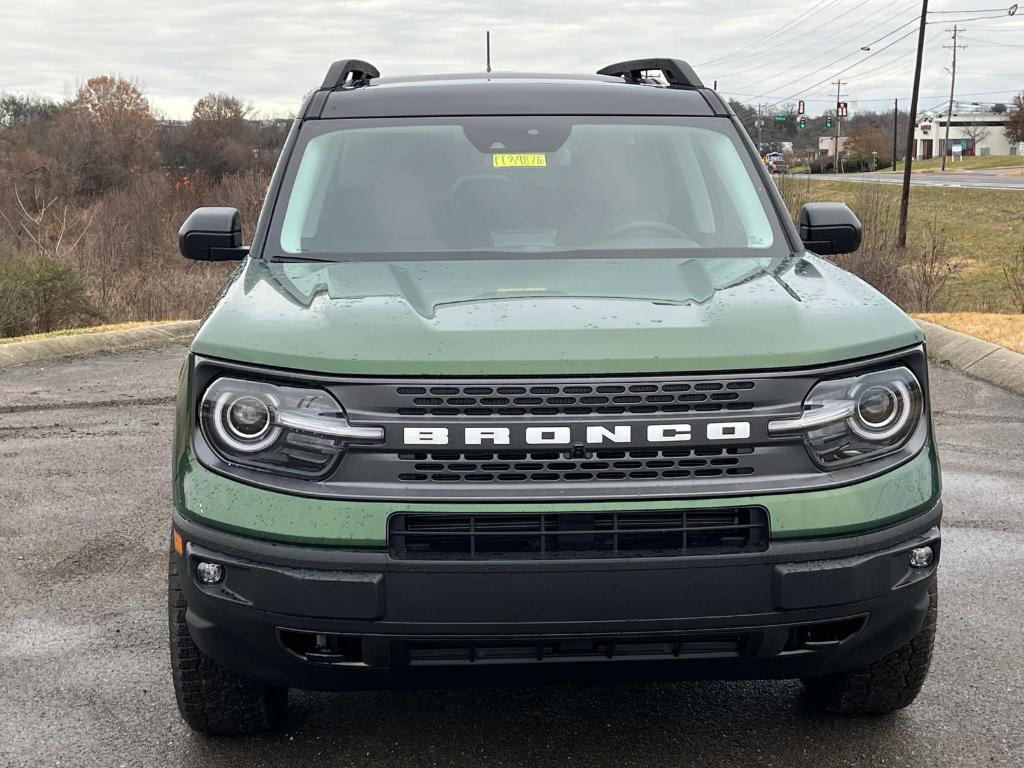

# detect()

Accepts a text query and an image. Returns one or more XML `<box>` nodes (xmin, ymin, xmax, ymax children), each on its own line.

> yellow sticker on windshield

<box><xmin>492</xmin><ymin>153</ymin><xmax>547</xmax><ymax>168</ymax></box>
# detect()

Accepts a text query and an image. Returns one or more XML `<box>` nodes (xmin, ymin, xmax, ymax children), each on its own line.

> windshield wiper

<box><xmin>271</xmin><ymin>254</ymin><xmax>339</xmax><ymax>264</ymax></box>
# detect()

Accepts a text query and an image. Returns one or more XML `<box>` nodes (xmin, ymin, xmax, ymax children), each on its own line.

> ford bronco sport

<box><xmin>170</xmin><ymin>58</ymin><xmax>940</xmax><ymax>734</ymax></box>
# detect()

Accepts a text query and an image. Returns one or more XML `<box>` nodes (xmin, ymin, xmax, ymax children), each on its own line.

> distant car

<box><xmin>768</xmin><ymin>159</ymin><xmax>789</xmax><ymax>174</ymax></box>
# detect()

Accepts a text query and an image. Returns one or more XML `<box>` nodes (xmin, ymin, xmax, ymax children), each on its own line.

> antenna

<box><xmin>486</xmin><ymin>30</ymin><xmax>492</xmax><ymax>73</ymax></box>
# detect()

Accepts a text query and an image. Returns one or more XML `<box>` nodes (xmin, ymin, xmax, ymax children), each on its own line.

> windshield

<box><xmin>270</xmin><ymin>116</ymin><xmax>788</xmax><ymax>260</ymax></box>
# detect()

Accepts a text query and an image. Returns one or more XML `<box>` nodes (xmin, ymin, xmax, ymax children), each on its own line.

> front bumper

<box><xmin>172</xmin><ymin>501</ymin><xmax>941</xmax><ymax>691</ymax></box>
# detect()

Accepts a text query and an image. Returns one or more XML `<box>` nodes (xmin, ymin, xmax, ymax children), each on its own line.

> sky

<box><xmin>2</xmin><ymin>0</ymin><xmax>1022</xmax><ymax>119</ymax></box>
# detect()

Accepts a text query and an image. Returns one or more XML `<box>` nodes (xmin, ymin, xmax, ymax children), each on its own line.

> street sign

<box><xmin>837</xmin><ymin>102</ymin><xmax>848</xmax><ymax>117</ymax></box>
<box><xmin>773</xmin><ymin>114</ymin><xmax>787</xmax><ymax>123</ymax></box>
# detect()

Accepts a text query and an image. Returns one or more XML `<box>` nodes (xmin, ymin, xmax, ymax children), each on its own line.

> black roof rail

<box><xmin>597</xmin><ymin>58</ymin><xmax>704</xmax><ymax>89</ymax></box>
<box><xmin>303</xmin><ymin>59</ymin><xmax>380</xmax><ymax>119</ymax></box>
<box><xmin>321</xmin><ymin>59</ymin><xmax>380</xmax><ymax>90</ymax></box>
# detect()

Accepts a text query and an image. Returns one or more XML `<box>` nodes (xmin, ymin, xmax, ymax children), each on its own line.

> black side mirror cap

<box><xmin>178</xmin><ymin>207</ymin><xmax>249</xmax><ymax>261</ymax></box>
<box><xmin>798</xmin><ymin>202</ymin><xmax>862</xmax><ymax>255</ymax></box>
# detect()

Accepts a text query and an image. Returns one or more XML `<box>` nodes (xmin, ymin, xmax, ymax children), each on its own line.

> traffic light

<box><xmin>825</xmin><ymin>115</ymin><xmax>834</xmax><ymax>129</ymax></box>
<box><xmin>837</xmin><ymin>102</ymin><xmax>848</xmax><ymax>117</ymax></box>
<box><xmin>798</xmin><ymin>100</ymin><xmax>805</xmax><ymax>115</ymax></box>
<box><xmin>799</xmin><ymin>117</ymin><xmax>807</xmax><ymax>129</ymax></box>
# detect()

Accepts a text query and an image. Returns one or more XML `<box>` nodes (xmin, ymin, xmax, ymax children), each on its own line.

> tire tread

<box><xmin>168</xmin><ymin>549</ymin><xmax>287</xmax><ymax>735</ymax></box>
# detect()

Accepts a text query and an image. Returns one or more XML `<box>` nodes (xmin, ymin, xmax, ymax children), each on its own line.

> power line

<box><xmin>711</xmin><ymin>0</ymin><xmax>878</xmax><ymax>81</ymax></box>
<box><xmin>929</xmin><ymin>6</ymin><xmax>1017</xmax><ymax>12</ymax></box>
<box><xmin>695</xmin><ymin>0</ymin><xmax>839</xmax><ymax>67</ymax></box>
<box><xmin>761</xmin><ymin>24</ymin><xmax>922</xmax><ymax>107</ymax></box>
<box><xmin>731</xmin><ymin>1</ymin><xmax>922</xmax><ymax>93</ymax></box>
<box><xmin>721</xmin><ymin>87</ymin><xmax>1022</xmax><ymax>104</ymax></box>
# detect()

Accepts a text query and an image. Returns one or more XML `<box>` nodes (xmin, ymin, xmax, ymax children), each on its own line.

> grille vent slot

<box><xmin>397</xmin><ymin>447</ymin><xmax>757</xmax><ymax>484</ymax></box>
<box><xmin>392</xmin><ymin>380</ymin><xmax>757</xmax><ymax>417</ymax></box>
<box><xmin>389</xmin><ymin>507</ymin><xmax>770</xmax><ymax>560</ymax></box>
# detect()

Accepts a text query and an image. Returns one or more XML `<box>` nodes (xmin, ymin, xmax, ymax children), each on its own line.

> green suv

<box><xmin>170</xmin><ymin>58</ymin><xmax>940</xmax><ymax>735</ymax></box>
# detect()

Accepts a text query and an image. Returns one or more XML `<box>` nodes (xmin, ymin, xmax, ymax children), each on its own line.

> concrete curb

<box><xmin>0</xmin><ymin>320</ymin><xmax>199</xmax><ymax>368</ymax></box>
<box><xmin>917</xmin><ymin>319</ymin><xmax>1024</xmax><ymax>398</ymax></box>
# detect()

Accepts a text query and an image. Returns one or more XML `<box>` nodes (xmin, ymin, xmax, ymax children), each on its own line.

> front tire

<box><xmin>168</xmin><ymin>550</ymin><xmax>288</xmax><ymax>735</ymax></box>
<box><xmin>802</xmin><ymin>580</ymin><xmax>937</xmax><ymax>715</ymax></box>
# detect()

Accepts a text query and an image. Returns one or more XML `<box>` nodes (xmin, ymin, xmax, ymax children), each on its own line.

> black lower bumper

<box><xmin>172</xmin><ymin>503</ymin><xmax>941</xmax><ymax>691</ymax></box>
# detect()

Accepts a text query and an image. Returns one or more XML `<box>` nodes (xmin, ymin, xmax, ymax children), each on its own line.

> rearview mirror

<box><xmin>178</xmin><ymin>207</ymin><xmax>249</xmax><ymax>261</ymax></box>
<box><xmin>798</xmin><ymin>202</ymin><xmax>862</xmax><ymax>256</ymax></box>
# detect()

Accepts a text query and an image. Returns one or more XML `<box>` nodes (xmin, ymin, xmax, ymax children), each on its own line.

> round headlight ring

<box><xmin>212</xmin><ymin>390</ymin><xmax>282</xmax><ymax>453</ymax></box>
<box><xmin>847</xmin><ymin>379</ymin><xmax>913</xmax><ymax>442</ymax></box>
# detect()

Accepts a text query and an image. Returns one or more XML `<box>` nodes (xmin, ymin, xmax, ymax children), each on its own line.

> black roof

<box><xmin>317</xmin><ymin>72</ymin><xmax>721</xmax><ymax>119</ymax></box>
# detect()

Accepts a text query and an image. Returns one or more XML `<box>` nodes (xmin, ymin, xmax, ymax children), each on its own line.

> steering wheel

<box><xmin>603</xmin><ymin>220</ymin><xmax>688</xmax><ymax>241</ymax></box>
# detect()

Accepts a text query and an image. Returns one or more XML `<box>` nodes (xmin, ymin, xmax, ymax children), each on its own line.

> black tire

<box><xmin>802</xmin><ymin>580</ymin><xmax>937</xmax><ymax>715</ymax></box>
<box><xmin>168</xmin><ymin>550</ymin><xmax>288</xmax><ymax>735</ymax></box>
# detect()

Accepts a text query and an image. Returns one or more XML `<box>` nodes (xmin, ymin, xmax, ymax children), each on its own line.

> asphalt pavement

<box><xmin>1</xmin><ymin>344</ymin><xmax>1022</xmax><ymax>768</ymax></box>
<box><xmin>810</xmin><ymin>170</ymin><xmax>1024</xmax><ymax>190</ymax></box>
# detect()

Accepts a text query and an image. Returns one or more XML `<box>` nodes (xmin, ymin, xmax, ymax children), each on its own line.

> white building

<box><xmin>817</xmin><ymin>136</ymin><xmax>849</xmax><ymax>156</ymax></box>
<box><xmin>913</xmin><ymin>110</ymin><xmax>1021</xmax><ymax>159</ymax></box>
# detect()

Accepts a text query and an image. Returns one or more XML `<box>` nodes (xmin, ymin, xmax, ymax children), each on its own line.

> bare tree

<box><xmin>962</xmin><ymin>123</ymin><xmax>991</xmax><ymax>154</ymax></box>
<box><xmin>0</xmin><ymin>185</ymin><xmax>93</xmax><ymax>263</ymax></box>
<box><xmin>1006</xmin><ymin>92</ymin><xmax>1024</xmax><ymax>145</ymax></box>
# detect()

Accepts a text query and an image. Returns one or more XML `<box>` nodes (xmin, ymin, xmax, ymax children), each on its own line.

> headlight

<box><xmin>199</xmin><ymin>377</ymin><xmax>383</xmax><ymax>478</ymax></box>
<box><xmin>769</xmin><ymin>366</ymin><xmax>924</xmax><ymax>469</ymax></box>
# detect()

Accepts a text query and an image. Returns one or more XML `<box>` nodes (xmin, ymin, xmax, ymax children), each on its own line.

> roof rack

<box><xmin>320</xmin><ymin>59</ymin><xmax>380</xmax><ymax>90</ymax></box>
<box><xmin>303</xmin><ymin>59</ymin><xmax>380</xmax><ymax>119</ymax></box>
<box><xmin>597</xmin><ymin>58</ymin><xmax>704</xmax><ymax>89</ymax></box>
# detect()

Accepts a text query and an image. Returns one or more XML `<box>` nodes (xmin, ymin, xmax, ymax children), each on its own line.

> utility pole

<box><xmin>897</xmin><ymin>0</ymin><xmax>929</xmax><ymax>250</ymax></box>
<box><xmin>892</xmin><ymin>98</ymin><xmax>899</xmax><ymax>172</ymax></box>
<box><xmin>757</xmin><ymin>103</ymin><xmax>763</xmax><ymax>154</ymax></box>
<box><xmin>832</xmin><ymin>80</ymin><xmax>847</xmax><ymax>174</ymax></box>
<box><xmin>486</xmin><ymin>30</ymin><xmax>492</xmax><ymax>73</ymax></box>
<box><xmin>940</xmin><ymin>25</ymin><xmax>966</xmax><ymax>171</ymax></box>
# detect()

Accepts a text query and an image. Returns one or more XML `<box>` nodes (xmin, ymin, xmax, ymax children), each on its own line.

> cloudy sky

<box><xmin>3</xmin><ymin>0</ymin><xmax>1022</xmax><ymax>118</ymax></box>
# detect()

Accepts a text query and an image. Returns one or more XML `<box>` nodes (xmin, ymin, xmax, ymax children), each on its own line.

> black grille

<box><xmin>406</xmin><ymin>634</ymin><xmax>749</xmax><ymax>665</ymax></box>
<box><xmin>397</xmin><ymin>446</ymin><xmax>757</xmax><ymax>483</ymax></box>
<box><xmin>392</xmin><ymin>380</ymin><xmax>757</xmax><ymax>417</ymax></box>
<box><xmin>388</xmin><ymin>507</ymin><xmax>769</xmax><ymax>560</ymax></box>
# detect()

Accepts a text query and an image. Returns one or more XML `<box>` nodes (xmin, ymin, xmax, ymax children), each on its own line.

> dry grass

<box><xmin>782</xmin><ymin>177</ymin><xmax>1024</xmax><ymax>311</ymax></box>
<box><xmin>0</xmin><ymin>320</ymin><xmax>179</xmax><ymax>345</ymax></box>
<box><xmin>915</xmin><ymin>312</ymin><xmax>1024</xmax><ymax>354</ymax></box>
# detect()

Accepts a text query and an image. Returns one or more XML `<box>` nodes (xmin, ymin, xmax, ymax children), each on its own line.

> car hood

<box><xmin>191</xmin><ymin>255</ymin><xmax>923</xmax><ymax>375</ymax></box>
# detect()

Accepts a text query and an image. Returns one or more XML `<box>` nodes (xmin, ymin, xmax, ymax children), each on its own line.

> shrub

<box><xmin>1002</xmin><ymin>242</ymin><xmax>1024</xmax><ymax>313</ymax></box>
<box><xmin>0</xmin><ymin>254</ymin><xmax>103</xmax><ymax>337</ymax></box>
<box><xmin>902</xmin><ymin>218</ymin><xmax>966</xmax><ymax>312</ymax></box>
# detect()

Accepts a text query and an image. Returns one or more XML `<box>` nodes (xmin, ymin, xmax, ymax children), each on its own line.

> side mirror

<box><xmin>798</xmin><ymin>202</ymin><xmax>862</xmax><ymax>255</ymax></box>
<box><xmin>178</xmin><ymin>207</ymin><xmax>249</xmax><ymax>261</ymax></box>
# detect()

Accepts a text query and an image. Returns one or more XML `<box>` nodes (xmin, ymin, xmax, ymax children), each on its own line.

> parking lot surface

<box><xmin>1</xmin><ymin>344</ymin><xmax>1021</xmax><ymax>767</ymax></box>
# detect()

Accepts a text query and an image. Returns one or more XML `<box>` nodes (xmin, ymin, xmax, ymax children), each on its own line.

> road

<box><xmin>809</xmin><ymin>170</ymin><xmax>1024</xmax><ymax>190</ymax></box>
<box><xmin>1</xmin><ymin>344</ymin><xmax>1022</xmax><ymax>768</ymax></box>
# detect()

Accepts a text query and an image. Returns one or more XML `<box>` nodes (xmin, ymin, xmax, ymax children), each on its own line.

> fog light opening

<box><xmin>909</xmin><ymin>546</ymin><xmax>934</xmax><ymax>569</ymax></box>
<box><xmin>196</xmin><ymin>561</ymin><xmax>225</xmax><ymax>585</ymax></box>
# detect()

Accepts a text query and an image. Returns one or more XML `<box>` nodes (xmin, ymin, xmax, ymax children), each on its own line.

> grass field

<box><xmin>0</xmin><ymin>321</ymin><xmax>169</xmax><ymax>345</ymax></box>
<box><xmin>892</xmin><ymin>155</ymin><xmax>1024</xmax><ymax>173</ymax></box>
<box><xmin>916</xmin><ymin>312</ymin><xmax>1024</xmax><ymax>354</ymax></box>
<box><xmin>781</xmin><ymin>177</ymin><xmax>1024</xmax><ymax>312</ymax></box>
